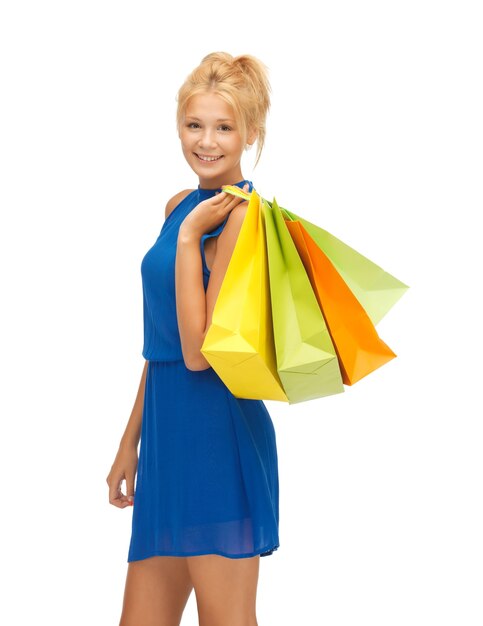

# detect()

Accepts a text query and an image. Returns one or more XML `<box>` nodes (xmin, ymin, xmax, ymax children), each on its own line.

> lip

<box><xmin>194</xmin><ymin>153</ymin><xmax>224</xmax><ymax>163</ymax></box>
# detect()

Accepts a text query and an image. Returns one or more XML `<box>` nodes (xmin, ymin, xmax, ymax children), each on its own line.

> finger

<box><xmin>109</xmin><ymin>476</ymin><xmax>128</xmax><ymax>508</ymax></box>
<box><xmin>126</xmin><ymin>475</ymin><xmax>135</xmax><ymax>505</ymax></box>
<box><xmin>214</xmin><ymin>191</ymin><xmax>227</xmax><ymax>202</ymax></box>
<box><xmin>108</xmin><ymin>476</ymin><xmax>121</xmax><ymax>502</ymax></box>
<box><xmin>229</xmin><ymin>194</ymin><xmax>247</xmax><ymax>207</ymax></box>
<box><xmin>207</xmin><ymin>191</ymin><xmax>226</xmax><ymax>207</ymax></box>
<box><xmin>219</xmin><ymin>195</ymin><xmax>239</xmax><ymax>211</ymax></box>
<box><xmin>113</xmin><ymin>494</ymin><xmax>130</xmax><ymax>509</ymax></box>
<box><xmin>117</xmin><ymin>477</ymin><xmax>133</xmax><ymax>507</ymax></box>
<box><xmin>220</xmin><ymin>192</ymin><xmax>242</xmax><ymax>207</ymax></box>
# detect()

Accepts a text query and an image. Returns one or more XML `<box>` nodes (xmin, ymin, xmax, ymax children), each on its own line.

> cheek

<box><xmin>179</xmin><ymin>131</ymin><xmax>193</xmax><ymax>146</ymax></box>
<box><xmin>181</xmin><ymin>145</ymin><xmax>194</xmax><ymax>161</ymax></box>
<box><xmin>223</xmin><ymin>136</ymin><xmax>244</xmax><ymax>153</ymax></box>
<box><xmin>180</xmin><ymin>137</ymin><xmax>193</xmax><ymax>153</ymax></box>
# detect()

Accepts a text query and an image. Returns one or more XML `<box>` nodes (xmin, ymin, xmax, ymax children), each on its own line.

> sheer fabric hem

<box><xmin>127</xmin><ymin>543</ymin><xmax>280</xmax><ymax>562</ymax></box>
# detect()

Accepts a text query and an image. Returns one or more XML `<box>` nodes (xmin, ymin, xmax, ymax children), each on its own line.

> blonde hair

<box><xmin>176</xmin><ymin>52</ymin><xmax>271</xmax><ymax>168</ymax></box>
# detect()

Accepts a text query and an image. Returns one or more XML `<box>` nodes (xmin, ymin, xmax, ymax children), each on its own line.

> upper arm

<box><xmin>165</xmin><ymin>189</ymin><xmax>194</xmax><ymax>221</ymax></box>
<box><xmin>203</xmin><ymin>200</ymin><xmax>249</xmax><ymax>337</ymax></box>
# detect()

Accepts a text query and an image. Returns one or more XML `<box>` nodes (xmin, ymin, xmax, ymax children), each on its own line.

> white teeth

<box><xmin>197</xmin><ymin>154</ymin><xmax>222</xmax><ymax>162</ymax></box>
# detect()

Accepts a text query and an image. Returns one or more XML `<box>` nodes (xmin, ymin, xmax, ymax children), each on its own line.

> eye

<box><xmin>219</xmin><ymin>125</ymin><xmax>232</xmax><ymax>131</ymax></box>
<box><xmin>187</xmin><ymin>122</ymin><xmax>200</xmax><ymax>129</ymax></box>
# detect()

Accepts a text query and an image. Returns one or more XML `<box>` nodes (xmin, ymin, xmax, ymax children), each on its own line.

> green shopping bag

<box><xmin>262</xmin><ymin>197</ymin><xmax>345</xmax><ymax>404</ymax></box>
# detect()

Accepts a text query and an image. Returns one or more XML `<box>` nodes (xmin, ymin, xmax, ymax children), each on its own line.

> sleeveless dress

<box><xmin>127</xmin><ymin>178</ymin><xmax>280</xmax><ymax>561</ymax></box>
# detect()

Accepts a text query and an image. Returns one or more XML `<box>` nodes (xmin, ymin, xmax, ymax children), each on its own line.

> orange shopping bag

<box><xmin>285</xmin><ymin>218</ymin><xmax>396</xmax><ymax>385</ymax></box>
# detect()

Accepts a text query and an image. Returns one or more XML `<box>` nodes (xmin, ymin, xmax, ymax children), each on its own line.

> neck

<box><xmin>198</xmin><ymin>167</ymin><xmax>245</xmax><ymax>190</ymax></box>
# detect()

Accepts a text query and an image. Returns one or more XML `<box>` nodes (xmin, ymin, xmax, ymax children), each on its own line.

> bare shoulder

<box><xmin>221</xmin><ymin>200</ymin><xmax>249</xmax><ymax>234</ymax></box>
<box><xmin>165</xmin><ymin>189</ymin><xmax>195</xmax><ymax>220</ymax></box>
<box><xmin>215</xmin><ymin>200</ymin><xmax>249</xmax><ymax>252</ymax></box>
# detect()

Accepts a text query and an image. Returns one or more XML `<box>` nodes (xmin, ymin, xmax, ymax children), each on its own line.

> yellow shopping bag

<box><xmin>200</xmin><ymin>189</ymin><xmax>288</xmax><ymax>401</ymax></box>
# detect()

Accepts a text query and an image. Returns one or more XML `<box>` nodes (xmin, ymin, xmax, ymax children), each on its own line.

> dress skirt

<box><xmin>127</xmin><ymin>359</ymin><xmax>280</xmax><ymax>561</ymax></box>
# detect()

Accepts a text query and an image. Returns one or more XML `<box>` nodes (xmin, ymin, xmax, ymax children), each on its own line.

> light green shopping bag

<box><xmin>279</xmin><ymin>206</ymin><xmax>409</xmax><ymax>325</ymax></box>
<box><xmin>262</xmin><ymin>197</ymin><xmax>345</xmax><ymax>404</ymax></box>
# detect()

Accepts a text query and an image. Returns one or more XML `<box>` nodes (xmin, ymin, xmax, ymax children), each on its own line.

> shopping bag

<box><xmin>284</xmin><ymin>215</ymin><xmax>397</xmax><ymax>384</ymax></box>
<box><xmin>200</xmin><ymin>189</ymin><xmax>288</xmax><ymax>402</ymax></box>
<box><xmin>262</xmin><ymin>197</ymin><xmax>345</xmax><ymax>403</ymax></box>
<box><xmin>215</xmin><ymin>185</ymin><xmax>408</xmax><ymax>401</ymax></box>
<box><xmin>279</xmin><ymin>206</ymin><xmax>409</xmax><ymax>325</ymax></box>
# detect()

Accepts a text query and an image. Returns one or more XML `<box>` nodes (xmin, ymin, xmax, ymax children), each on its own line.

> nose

<box><xmin>198</xmin><ymin>128</ymin><xmax>217</xmax><ymax>150</ymax></box>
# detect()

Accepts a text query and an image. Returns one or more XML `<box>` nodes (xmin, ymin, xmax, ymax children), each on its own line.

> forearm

<box><xmin>175</xmin><ymin>227</ymin><xmax>211</xmax><ymax>371</ymax></box>
<box><xmin>120</xmin><ymin>359</ymin><xmax>149</xmax><ymax>449</ymax></box>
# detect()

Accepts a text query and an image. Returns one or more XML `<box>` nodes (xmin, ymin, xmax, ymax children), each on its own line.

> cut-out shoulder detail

<box><xmin>165</xmin><ymin>189</ymin><xmax>195</xmax><ymax>221</ymax></box>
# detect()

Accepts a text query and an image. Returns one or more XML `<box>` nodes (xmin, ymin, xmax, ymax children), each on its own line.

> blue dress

<box><xmin>127</xmin><ymin>179</ymin><xmax>280</xmax><ymax>561</ymax></box>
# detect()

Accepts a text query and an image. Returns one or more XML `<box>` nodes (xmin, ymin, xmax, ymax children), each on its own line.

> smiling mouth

<box><xmin>194</xmin><ymin>153</ymin><xmax>224</xmax><ymax>162</ymax></box>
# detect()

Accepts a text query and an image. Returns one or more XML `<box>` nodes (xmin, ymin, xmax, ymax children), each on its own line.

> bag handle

<box><xmin>221</xmin><ymin>185</ymin><xmax>252</xmax><ymax>201</ymax></box>
<box><xmin>223</xmin><ymin>185</ymin><xmax>295</xmax><ymax>222</ymax></box>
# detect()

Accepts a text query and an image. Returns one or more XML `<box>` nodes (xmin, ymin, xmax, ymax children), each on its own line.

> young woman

<box><xmin>106</xmin><ymin>51</ymin><xmax>279</xmax><ymax>626</ymax></box>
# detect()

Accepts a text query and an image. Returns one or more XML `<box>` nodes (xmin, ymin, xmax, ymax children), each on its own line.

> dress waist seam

<box><xmin>146</xmin><ymin>357</ymin><xmax>186</xmax><ymax>363</ymax></box>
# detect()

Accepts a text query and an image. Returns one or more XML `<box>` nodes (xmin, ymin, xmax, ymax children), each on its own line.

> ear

<box><xmin>246</xmin><ymin>126</ymin><xmax>258</xmax><ymax>147</ymax></box>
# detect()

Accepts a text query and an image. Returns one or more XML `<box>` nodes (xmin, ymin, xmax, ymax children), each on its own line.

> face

<box><xmin>179</xmin><ymin>91</ymin><xmax>255</xmax><ymax>189</ymax></box>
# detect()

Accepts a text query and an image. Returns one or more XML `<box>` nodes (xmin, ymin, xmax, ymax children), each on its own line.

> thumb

<box><xmin>126</xmin><ymin>476</ymin><xmax>135</xmax><ymax>504</ymax></box>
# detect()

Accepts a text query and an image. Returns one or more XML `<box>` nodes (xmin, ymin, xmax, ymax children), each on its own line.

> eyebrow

<box><xmin>186</xmin><ymin>116</ymin><xmax>235</xmax><ymax>123</ymax></box>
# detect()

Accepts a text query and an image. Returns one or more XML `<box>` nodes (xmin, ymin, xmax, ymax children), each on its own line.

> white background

<box><xmin>1</xmin><ymin>1</ymin><xmax>482</xmax><ymax>624</ymax></box>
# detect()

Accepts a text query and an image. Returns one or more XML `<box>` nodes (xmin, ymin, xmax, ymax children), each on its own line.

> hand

<box><xmin>180</xmin><ymin>182</ymin><xmax>250</xmax><ymax>239</ymax></box>
<box><xmin>106</xmin><ymin>443</ymin><xmax>138</xmax><ymax>509</ymax></box>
